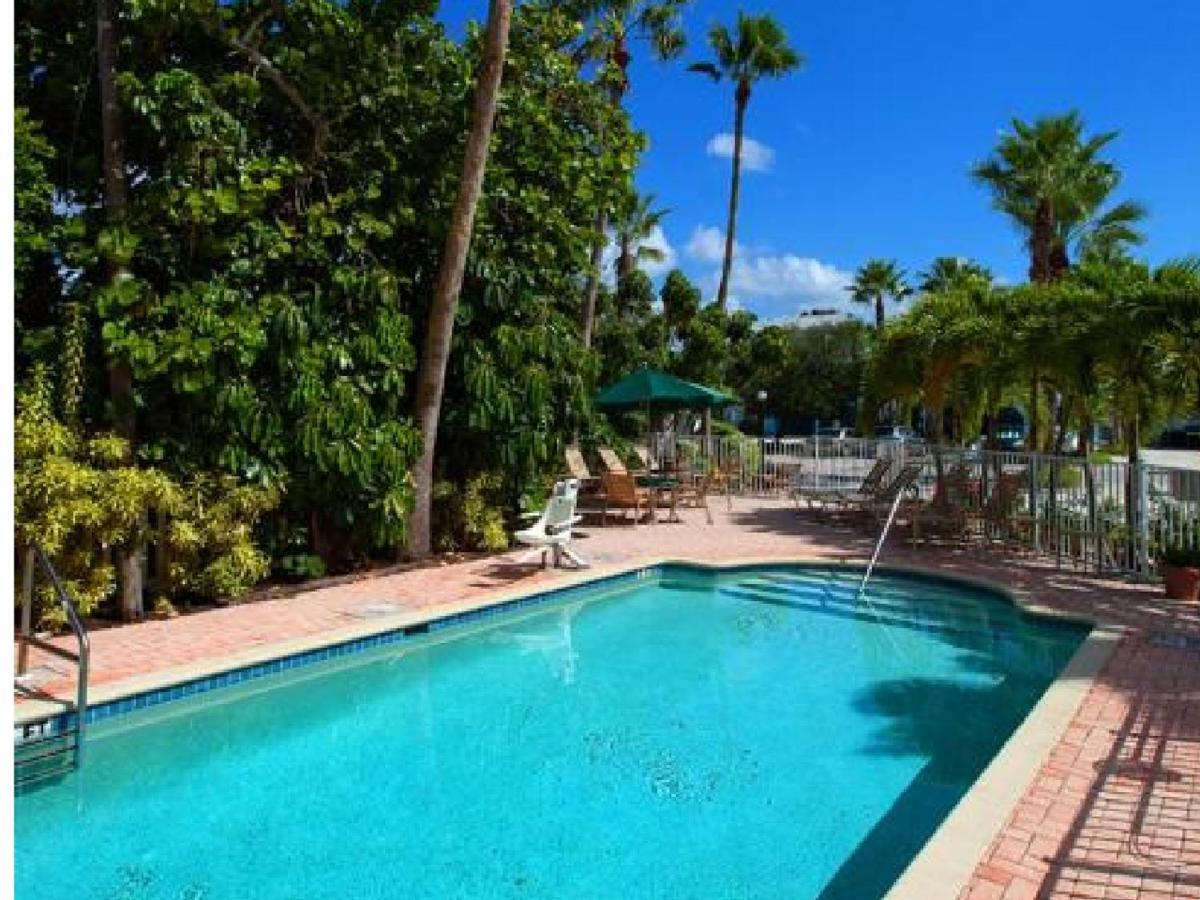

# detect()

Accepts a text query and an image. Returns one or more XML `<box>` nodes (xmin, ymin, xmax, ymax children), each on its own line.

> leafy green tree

<box><xmin>613</xmin><ymin>192</ymin><xmax>669</xmax><ymax>280</ymax></box>
<box><xmin>971</xmin><ymin>112</ymin><xmax>1145</xmax><ymax>283</ymax></box>
<box><xmin>918</xmin><ymin>257</ymin><xmax>994</xmax><ymax>294</ymax></box>
<box><xmin>848</xmin><ymin>259</ymin><xmax>912</xmax><ymax>331</ymax></box>
<box><xmin>573</xmin><ymin>0</ymin><xmax>690</xmax><ymax>348</ymax></box>
<box><xmin>672</xmin><ymin>304</ymin><xmax>730</xmax><ymax>387</ymax></box>
<box><xmin>690</xmin><ymin>12</ymin><xmax>802</xmax><ymax>309</ymax></box>
<box><xmin>660</xmin><ymin>268</ymin><xmax>701</xmax><ymax>337</ymax></box>
<box><xmin>594</xmin><ymin>272</ymin><xmax>669</xmax><ymax>387</ymax></box>
<box><xmin>15</xmin><ymin>0</ymin><xmax>636</xmax><ymax>606</ymax></box>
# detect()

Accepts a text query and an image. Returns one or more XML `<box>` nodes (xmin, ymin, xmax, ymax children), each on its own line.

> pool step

<box><xmin>14</xmin><ymin>723</ymin><xmax>79</xmax><ymax>789</ymax></box>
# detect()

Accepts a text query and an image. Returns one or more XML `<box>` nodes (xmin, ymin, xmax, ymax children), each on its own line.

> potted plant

<box><xmin>1160</xmin><ymin>545</ymin><xmax>1200</xmax><ymax>601</ymax></box>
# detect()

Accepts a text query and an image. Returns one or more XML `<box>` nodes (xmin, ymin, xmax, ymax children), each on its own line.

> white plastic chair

<box><xmin>514</xmin><ymin>479</ymin><xmax>588</xmax><ymax>568</ymax></box>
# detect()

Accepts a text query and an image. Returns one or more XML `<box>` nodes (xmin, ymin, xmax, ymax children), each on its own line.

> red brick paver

<box><xmin>15</xmin><ymin>498</ymin><xmax>1200</xmax><ymax>899</ymax></box>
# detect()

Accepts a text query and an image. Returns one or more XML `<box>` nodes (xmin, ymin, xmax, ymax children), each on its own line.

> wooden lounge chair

<box><xmin>598</xmin><ymin>446</ymin><xmax>629</xmax><ymax>475</ymax></box>
<box><xmin>793</xmin><ymin>456</ymin><xmax>891</xmax><ymax>515</ymax></box>
<box><xmin>598</xmin><ymin>471</ymin><xmax>655</xmax><ymax>526</ymax></box>
<box><xmin>851</xmin><ymin>462</ymin><xmax>925</xmax><ymax>526</ymax></box>
<box><xmin>969</xmin><ymin>470</ymin><xmax>1028</xmax><ymax>545</ymax></box>
<box><xmin>564</xmin><ymin>445</ymin><xmax>600</xmax><ymax>492</ymax></box>
<box><xmin>910</xmin><ymin>464</ymin><xmax>975</xmax><ymax>542</ymax></box>
<box><xmin>633</xmin><ymin>444</ymin><xmax>657</xmax><ymax>472</ymax></box>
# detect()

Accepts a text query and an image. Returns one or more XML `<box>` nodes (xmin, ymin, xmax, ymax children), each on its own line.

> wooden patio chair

<box><xmin>671</xmin><ymin>469</ymin><xmax>714</xmax><ymax>525</ymax></box>
<box><xmin>599</xmin><ymin>471</ymin><xmax>659</xmax><ymax>526</ymax></box>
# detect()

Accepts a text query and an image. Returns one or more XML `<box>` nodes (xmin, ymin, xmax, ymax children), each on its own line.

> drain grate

<box><xmin>349</xmin><ymin>601</ymin><xmax>401</xmax><ymax>619</ymax></box>
<box><xmin>1147</xmin><ymin>631</ymin><xmax>1200</xmax><ymax>652</ymax></box>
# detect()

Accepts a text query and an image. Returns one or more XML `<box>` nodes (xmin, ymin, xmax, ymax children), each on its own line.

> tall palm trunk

<box><xmin>98</xmin><ymin>0</ymin><xmax>143</xmax><ymax>619</ymax></box>
<box><xmin>1029</xmin><ymin>197</ymin><xmax>1055</xmax><ymax>283</ymax></box>
<box><xmin>716</xmin><ymin>82</ymin><xmax>749</xmax><ymax>310</ymax></box>
<box><xmin>581</xmin><ymin>40</ymin><xmax>629</xmax><ymax>348</ymax></box>
<box><xmin>874</xmin><ymin>293</ymin><xmax>885</xmax><ymax>331</ymax></box>
<box><xmin>617</xmin><ymin>236</ymin><xmax>634</xmax><ymax>281</ymax></box>
<box><xmin>581</xmin><ymin>209</ymin><xmax>606</xmax><ymax>348</ymax></box>
<box><xmin>408</xmin><ymin>0</ymin><xmax>512</xmax><ymax>559</ymax></box>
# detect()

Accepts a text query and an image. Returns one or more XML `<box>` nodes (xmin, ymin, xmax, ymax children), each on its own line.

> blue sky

<box><xmin>445</xmin><ymin>1</ymin><xmax>1200</xmax><ymax>321</ymax></box>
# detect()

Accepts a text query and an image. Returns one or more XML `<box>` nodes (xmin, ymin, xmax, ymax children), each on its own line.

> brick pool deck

<box><xmin>14</xmin><ymin>497</ymin><xmax>1200</xmax><ymax>899</ymax></box>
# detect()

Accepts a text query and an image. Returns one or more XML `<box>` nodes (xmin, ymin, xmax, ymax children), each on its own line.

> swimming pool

<box><xmin>15</xmin><ymin>564</ymin><xmax>1086</xmax><ymax>900</ymax></box>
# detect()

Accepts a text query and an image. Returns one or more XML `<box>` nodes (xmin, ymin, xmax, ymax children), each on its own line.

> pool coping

<box><xmin>14</xmin><ymin>554</ymin><xmax>1113</xmax><ymax>900</ymax></box>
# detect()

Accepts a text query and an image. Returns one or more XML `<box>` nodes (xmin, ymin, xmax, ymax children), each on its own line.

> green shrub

<box><xmin>433</xmin><ymin>472</ymin><xmax>509</xmax><ymax>553</ymax></box>
<box><xmin>15</xmin><ymin>373</ymin><xmax>277</xmax><ymax>625</ymax></box>
<box><xmin>1160</xmin><ymin>545</ymin><xmax>1200</xmax><ymax>568</ymax></box>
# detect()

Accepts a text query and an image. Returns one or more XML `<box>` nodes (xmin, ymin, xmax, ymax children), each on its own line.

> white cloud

<box><xmin>706</xmin><ymin>133</ymin><xmax>775</xmax><ymax>173</ymax></box>
<box><xmin>727</xmin><ymin>254</ymin><xmax>852</xmax><ymax>304</ymax></box>
<box><xmin>685</xmin><ymin>224</ymin><xmax>740</xmax><ymax>264</ymax></box>
<box><xmin>600</xmin><ymin>225</ymin><xmax>677</xmax><ymax>285</ymax></box>
<box><xmin>685</xmin><ymin>223</ymin><xmax>858</xmax><ymax>319</ymax></box>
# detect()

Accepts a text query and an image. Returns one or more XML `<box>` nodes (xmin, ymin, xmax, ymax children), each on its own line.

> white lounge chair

<box><xmin>514</xmin><ymin>479</ymin><xmax>588</xmax><ymax>568</ymax></box>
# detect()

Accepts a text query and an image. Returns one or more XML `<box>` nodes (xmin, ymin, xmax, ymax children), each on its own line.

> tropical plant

<box><xmin>410</xmin><ymin>0</ymin><xmax>514</xmax><ymax>559</ymax></box>
<box><xmin>690</xmin><ymin>12</ymin><xmax>803</xmax><ymax>309</ymax></box>
<box><xmin>848</xmin><ymin>259</ymin><xmax>912</xmax><ymax>331</ymax></box>
<box><xmin>573</xmin><ymin>0</ymin><xmax>691</xmax><ymax>348</ymax></box>
<box><xmin>971</xmin><ymin>112</ymin><xmax>1145</xmax><ymax>283</ymax></box>
<box><xmin>918</xmin><ymin>257</ymin><xmax>994</xmax><ymax>294</ymax></box>
<box><xmin>659</xmin><ymin>268</ymin><xmax>702</xmax><ymax>337</ymax></box>
<box><xmin>612</xmin><ymin>192</ymin><xmax>670</xmax><ymax>279</ymax></box>
<box><xmin>15</xmin><ymin>373</ymin><xmax>276</xmax><ymax>627</ymax></box>
<box><xmin>16</xmin><ymin>0</ymin><xmax>633</xmax><ymax>605</ymax></box>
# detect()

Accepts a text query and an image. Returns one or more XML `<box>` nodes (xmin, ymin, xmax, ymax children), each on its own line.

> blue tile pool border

<box><xmin>15</xmin><ymin>560</ymin><xmax>1086</xmax><ymax>743</ymax></box>
<box><xmin>16</xmin><ymin>565</ymin><xmax>662</xmax><ymax>741</ymax></box>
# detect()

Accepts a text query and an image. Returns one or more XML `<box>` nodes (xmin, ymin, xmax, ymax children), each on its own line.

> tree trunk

<box><xmin>1030</xmin><ymin>197</ymin><xmax>1055</xmax><ymax>283</ymax></box>
<box><xmin>98</xmin><ymin>0</ymin><xmax>143</xmax><ymax>619</ymax></box>
<box><xmin>717</xmin><ymin>84</ymin><xmax>749</xmax><ymax>310</ymax></box>
<box><xmin>617</xmin><ymin>235</ymin><xmax>634</xmax><ymax>281</ymax></box>
<box><xmin>581</xmin><ymin>209</ymin><xmax>606</xmax><ymax>348</ymax></box>
<box><xmin>1027</xmin><ymin>374</ymin><xmax>1039</xmax><ymax>453</ymax></box>
<box><xmin>875</xmin><ymin>293</ymin><xmax>885</xmax><ymax>331</ymax></box>
<box><xmin>580</xmin><ymin>45</ymin><xmax>629</xmax><ymax>349</ymax></box>
<box><xmin>407</xmin><ymin>0</ymin><xmax>512</xmax><ymax>559</ymax></box>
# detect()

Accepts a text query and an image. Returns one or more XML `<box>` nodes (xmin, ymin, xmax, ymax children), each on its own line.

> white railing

<box><xmin>645</xmin><ymin>433</ymin><xmax>1199</xmax><ymax>577</ymax></box>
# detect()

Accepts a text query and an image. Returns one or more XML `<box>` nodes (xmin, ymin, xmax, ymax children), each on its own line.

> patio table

<box><xmin>636</xmin><ymin>474</ymin><xmax>682</xmax><ymax>523</ymax></box>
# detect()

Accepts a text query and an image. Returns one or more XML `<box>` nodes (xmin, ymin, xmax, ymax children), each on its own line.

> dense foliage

<box><xmin>15</xmin><ymin>0</ymin><xmax>643</xmax><ymax>618</ymax></box>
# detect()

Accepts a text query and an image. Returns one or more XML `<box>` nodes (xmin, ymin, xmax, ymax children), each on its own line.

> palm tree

<box><xmin>612</xmin><ymin>192</ymin><xmax>669</xmax><ymax>279</ymax></box>
<box><xmin>971</xmin><ymin>112</ymin><xmax>1145</xmax><ymax>283</ymax></box>
<box><xmin>848</xmin><ymin>259</ymin><xmax>912</xmax><ymax>331</ymax></box>
<box><xmin>918</xmin><ymin>257</ymin><xmax>993</xmax><ymax>294</ymax></box>
<box><xmin>408</xmin><ymin>0</ymin><xmax>513</xmax><ymax>559</ymax></box>
<box><xmin>97</xmin><ymin>0</ymin><xmax>147</xmax><ymax>618</ymax></box>
<box><xmin>574</xmin><ymin>0</ymin><xmax>690</xmax><ymax>348</ymax></box>
<box><xmin>690</xmin><ymin>13</ymin><xmax>802</xmax><ymax>309</ymax></box>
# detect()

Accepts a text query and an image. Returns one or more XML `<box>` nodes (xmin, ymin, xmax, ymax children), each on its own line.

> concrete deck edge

<box><xmin>885</xmin><ymin>619</ymin><xmax>1119</xmax><ymax>900</ymax></box>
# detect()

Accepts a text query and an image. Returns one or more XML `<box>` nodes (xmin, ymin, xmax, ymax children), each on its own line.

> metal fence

<box><xmin>645</xmin><ymin>433</ymin><xmax>1200</xmax><ymax>577</ymax></box>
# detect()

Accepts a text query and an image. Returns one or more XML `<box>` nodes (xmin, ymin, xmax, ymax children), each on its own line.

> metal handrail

<box><xmin>857</xmin><ymin>487</ymin><xmax>907</xmax><ymax>602</ymax></box>
<box><xmin>17</xmin><ymin>544</ymin><xmax>91</xmax><ymax>764</ymax></box>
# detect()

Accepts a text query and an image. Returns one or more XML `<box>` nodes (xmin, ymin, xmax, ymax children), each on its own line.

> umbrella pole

<box><xmin>704</xmin><ymin>408</ymin><xmax>712</xmax><ymax>466</ymax></box>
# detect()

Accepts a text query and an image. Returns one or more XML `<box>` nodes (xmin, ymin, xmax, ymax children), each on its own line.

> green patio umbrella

<box><xmin>594</xmin><ymin>366</ymin><xmax>734</xmax><ymax>411</ymax></box>
<box><xmin>594</xmin><ymin>367</ymin><xmax>734</xmax><ymax>462</ymax></box>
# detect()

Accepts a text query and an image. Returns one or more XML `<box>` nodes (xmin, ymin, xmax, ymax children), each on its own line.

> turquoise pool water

<box><xmin>15</xmin><ymin>565</ymin><xmax>1085</xmax><ymax>900</ymax></box>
